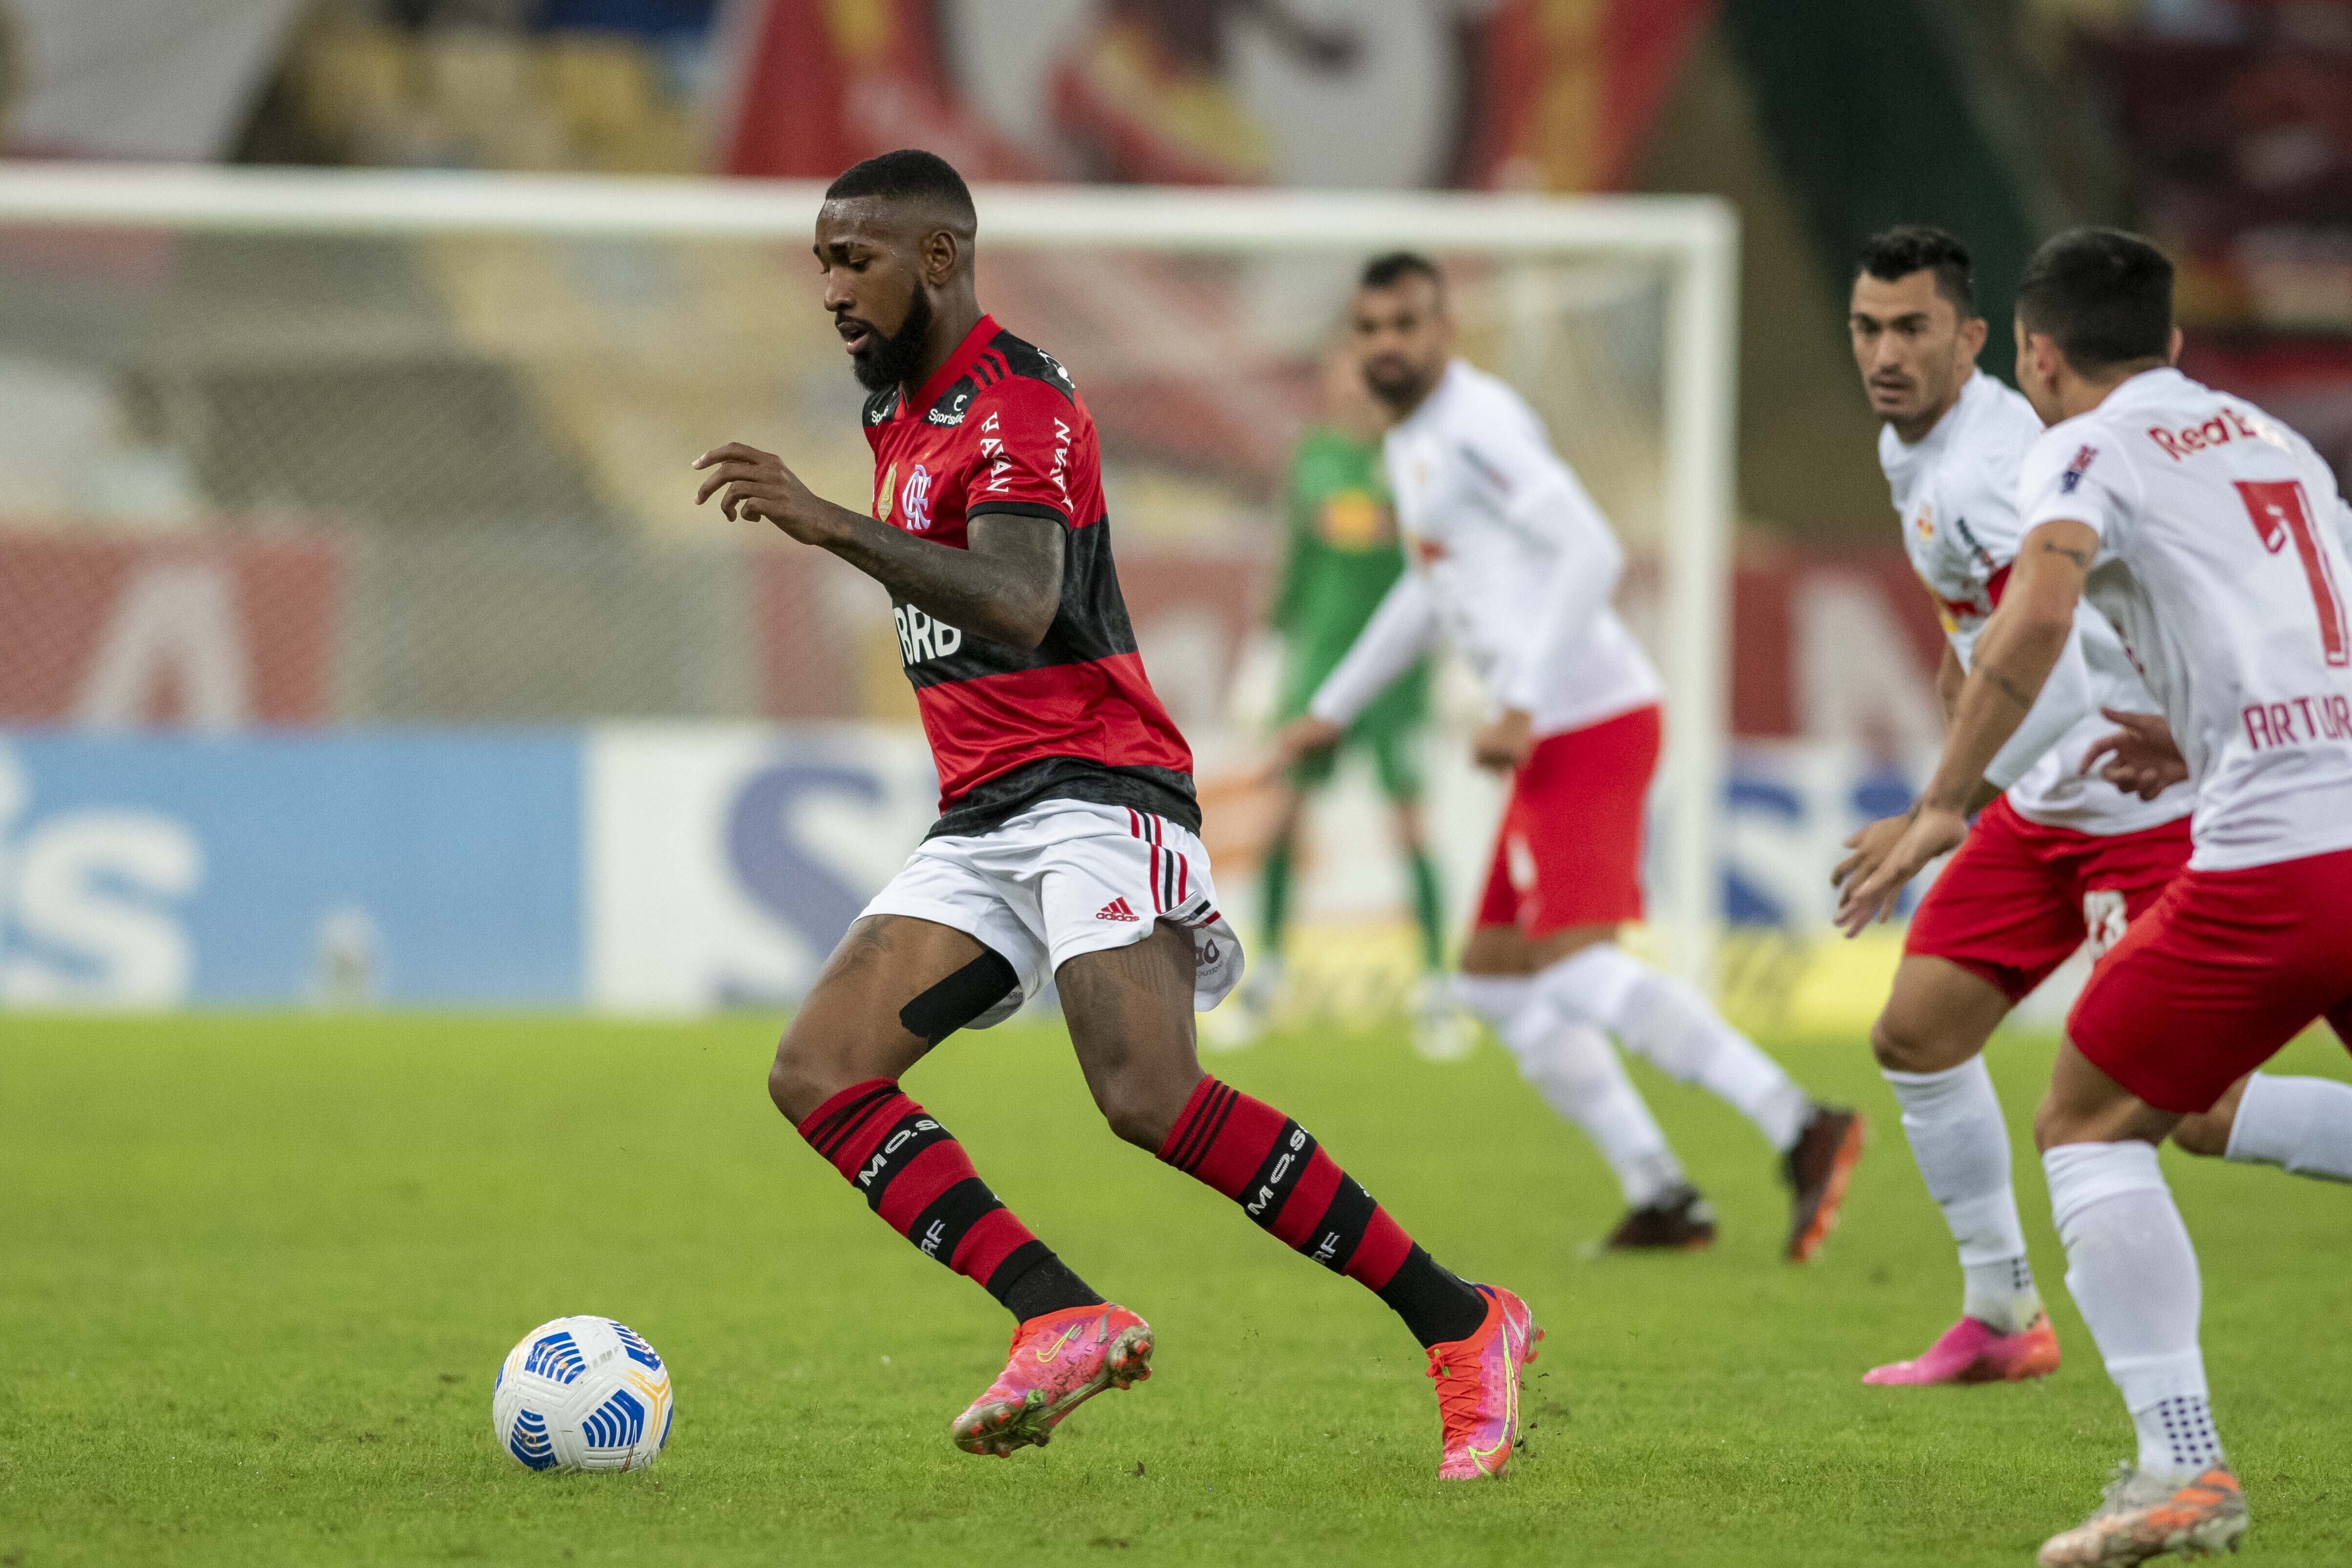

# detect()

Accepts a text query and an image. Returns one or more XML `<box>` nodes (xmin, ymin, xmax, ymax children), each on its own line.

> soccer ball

<box><xmin>492</xmin><ymin>1316</ymin><xmax>674</xmax><ymax>1472</ymax></box>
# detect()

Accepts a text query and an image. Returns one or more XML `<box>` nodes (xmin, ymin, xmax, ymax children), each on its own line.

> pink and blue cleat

<box><xmin>950</xmin><ymin>1302</ymin><xmax>1154</xmax><ymax>1456</ymax></box>
<box><xmin>1863</xmin><ymin>1313</ymin><xmax>2062</xmax><ymax>1386</ymax></box>
<box><xmin>1427</xmin><ymin>1283</ymin><xmax>1542</xmax><ymax>1480</ymax></box>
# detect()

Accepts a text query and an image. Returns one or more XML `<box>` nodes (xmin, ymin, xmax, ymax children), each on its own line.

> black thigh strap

<box><xmin>899</xmin><ymin>948</ymin><xmax>1020</xmax><ymax>1045</ymax></box>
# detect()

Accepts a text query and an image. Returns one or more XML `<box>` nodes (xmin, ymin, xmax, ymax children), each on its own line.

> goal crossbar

<box><xmin>0</xmin><ymin>161</ymin><xmax>1738</xmax><ymax>990</ymax></box>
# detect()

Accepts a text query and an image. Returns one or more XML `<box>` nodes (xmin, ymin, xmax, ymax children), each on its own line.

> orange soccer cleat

<box><xmin>2038</xmin><ymin>1465</ymin><xmax>2247</xmax><ymax>1566</ymax></box>
<box><xmin>1427</xmin><ymin>1284</ymin><xmax>1542</xmax><ymax>1481</ymax></box>
<box><xmin>1784</xmin><ymin>1106</ymin><xmax>1867</xmax><ymax>1263</ymax></box>
<box><xmin>949</xmin><ymin>1302</ymin><xmax>1153</xmax><ymax>1457</ymax></box>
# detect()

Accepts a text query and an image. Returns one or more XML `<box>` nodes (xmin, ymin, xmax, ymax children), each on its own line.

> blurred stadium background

<box><xmin>2</xmin><ymin>0</ymin><xmax>2348</xmax><ymax>1032</ymax></box>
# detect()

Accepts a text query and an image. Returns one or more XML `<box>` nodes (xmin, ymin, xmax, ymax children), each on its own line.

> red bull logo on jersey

<box><xmin>2146</xmin><ymin>407</ymin><xmax>2290</xmax><ymax>461</ymax></box>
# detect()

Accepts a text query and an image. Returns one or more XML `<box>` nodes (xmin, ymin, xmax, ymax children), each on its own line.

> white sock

<box><xmin>1482</xmin><ymin>989</ymin><xmax>1685</xmax><ymax>1208</ymax></box>
<box><xmin>2044</xmin><ymin>1141</ymin><xmax>2224</xmax><ymax>1483</ymax></box>
<box><xmin>1538</xmin><ymin>943</ymin><xmax>1813</xmax><ymax>1152</ymax></box>
<box><xmin>2224</xmin><ymin>1072</ymin><xmax>2352</xmax><ymax>1183</ymax></box>
<box><xmin>1453</xmin><ymin>973</ymin><xmax>1533</xmax><ymax>1028</ymax></box>
<box><xmin>1883</xmin><ymin>1060</ymin><xmax>2041</xmax><ymax>1334</ymax></box>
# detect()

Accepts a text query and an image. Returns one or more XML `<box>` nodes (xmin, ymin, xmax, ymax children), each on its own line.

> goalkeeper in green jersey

<box><xmin>1231</xmin><ymin>345</ymin><xmax>1454</xmax><ymax>1051</ymax></box>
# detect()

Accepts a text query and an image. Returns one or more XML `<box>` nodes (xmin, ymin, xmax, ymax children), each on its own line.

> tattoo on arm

<box><xmin>2038</xmin><ymin>539</ymin><xmax>2094</xmax><ymax>569</ymax></box>
<box><xmin>1985</xmin><ymin>668</ymin><xmax>2039</xmax><ymax>712</ymax></box>
<box><xmin>821</xmin><ymin>508</ymin><xmax>1066</xmax><ymax>647</ymax></box>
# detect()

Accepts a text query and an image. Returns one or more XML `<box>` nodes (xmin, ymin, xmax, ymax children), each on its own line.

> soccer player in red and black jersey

<box><xmin>692</xmin><ymin>150</ymin><xmax>1538</xmax><ymax>1477</ymax></box>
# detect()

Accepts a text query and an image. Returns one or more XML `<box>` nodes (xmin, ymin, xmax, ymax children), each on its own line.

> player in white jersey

<box><xmin>1839</xmin><ymin>228</ymin><xmax>2352</xmax><ymax>1564</ymax></box>
<box><xmin>1839</xmin><ymin>228</ymin><xmax>2352</xmax><ymax>1393</ymax></box>
<box><xmin>1272</xmin><ymin>252</ymin><xmax>1865</xmax><ymax>1259</ymax></box>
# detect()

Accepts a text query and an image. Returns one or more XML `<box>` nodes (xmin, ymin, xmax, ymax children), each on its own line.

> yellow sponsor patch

<box><xmin>1317</xmin><ymin>490</ymin><xmax>1391</xmax><ymax>550</ymax></box>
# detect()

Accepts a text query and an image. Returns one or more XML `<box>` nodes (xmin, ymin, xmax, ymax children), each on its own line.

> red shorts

<box><xmin>2067</xmin><ymin>846</ymin><xmax>2352</xmax><ymax>1114</ymax></box>
<box><xmin>1904</xmin><ymin>795</ymin><xmax>2192</xmax><ymax>1002</ymax></box>
<box><xmin>1475</xmin><ymin>704</ymin><xmax>1658</xmax><ymax>937</ymax></box>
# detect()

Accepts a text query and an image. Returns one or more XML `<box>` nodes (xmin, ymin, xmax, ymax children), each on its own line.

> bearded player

<box><xmin>692</xmin><ymin>152</ymin><xmax>1536</xmax><ymax>1477</ymax></box>
<box><xmin>1840</xmin><ymin>227</ymin><xmax>2352</xmax><ymax>1563</ymax></box>
<box><xmin>1273</xmin><ymin>253</ymin><xmax>1864</xmax><ymax>1258</ymax></box>
<box><xmin>1841</xmin><ymin>226</ymin><xmax>2352</xmax><ymax>1390</ymax></box>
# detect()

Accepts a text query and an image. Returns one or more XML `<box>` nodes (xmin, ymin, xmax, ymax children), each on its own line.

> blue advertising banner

<box><xmin>0</xmin><ymin>731</ymin><xmax>581</xmax><ymax>1007</ymax></box>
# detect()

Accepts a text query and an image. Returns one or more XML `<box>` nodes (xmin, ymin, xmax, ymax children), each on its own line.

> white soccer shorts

<box><xmin>859</xmin><ymin>798</ymin><xmax>1244</xmax><ymax>1029</ymax></box>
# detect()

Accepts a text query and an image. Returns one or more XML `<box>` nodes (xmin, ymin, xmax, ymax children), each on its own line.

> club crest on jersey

<box><xmin>1912</xmin><ymin>504</ymin><xmax>1934</xmax><ymax>541</ymax></box>
<box><xmin>900</xmin><ymin>464</ymin><xmax>934</xmax><ymax>532</ymax></box>
<box><xmin>2059</xmin><ymin>445</ymin><xmax>2098</xmax><ymax>493</ymax></box>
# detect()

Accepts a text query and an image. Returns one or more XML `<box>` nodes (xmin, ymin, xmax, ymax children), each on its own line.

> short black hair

<box><xmin>1360</xmin><ymin>251</ymin><xmax>1442</xmax><ymax>292</ymax></box>
<box><xmin>825</xmin><ymin>149</ymin><xmax>976</xmax><ymax>227</ymax></box>
<box><xmin>1856</xmin><ymin>226</ymin><xmax>1976</xmax><ymax>317</ymax></box>
<box><xmin>2014</xmin><ymin>227</ymin><xmax>2173</xmax><ymax>374</ymax></box>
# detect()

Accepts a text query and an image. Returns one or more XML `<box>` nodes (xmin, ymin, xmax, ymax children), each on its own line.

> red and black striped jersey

<box><xmin>862</xmin><ymin>314</ymin><xmax>1197</xmax><ymax>839</ymax></box>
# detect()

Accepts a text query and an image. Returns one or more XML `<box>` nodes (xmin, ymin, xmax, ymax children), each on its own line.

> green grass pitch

<box><xmin>5</xmin><ymin>1013</ymin><xmax>2350</xmax><ymax>1566</ymax></box>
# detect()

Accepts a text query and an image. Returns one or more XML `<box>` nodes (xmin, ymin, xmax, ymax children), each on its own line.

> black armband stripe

<box><xmin>964</xmin><ymin>500</ymin><xmax>1072</xmax><ymax>527</ymax></box>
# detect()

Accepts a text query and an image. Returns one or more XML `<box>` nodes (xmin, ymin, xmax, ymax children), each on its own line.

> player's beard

<box><xmin>1363</xmin><ymin>354</ymin><xmax>1430</xmax><ymax>411</ymax></box>
<box><xmin>849</xmin><ymin>287</ymin><xmax>936</xmax><ymax>393</ymax></box>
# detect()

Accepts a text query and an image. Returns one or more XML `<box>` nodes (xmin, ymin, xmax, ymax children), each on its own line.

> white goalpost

<box><xmin>0</xmin><ymin>163</ymin><xmax>1738</xmax><ymax>991</ymax></box>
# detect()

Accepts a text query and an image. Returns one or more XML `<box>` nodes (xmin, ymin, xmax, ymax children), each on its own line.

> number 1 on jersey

<box><xmin>2236</xmin><ymin>479</ymin><xmax>2351</xmax><ymax>667</ymax></box>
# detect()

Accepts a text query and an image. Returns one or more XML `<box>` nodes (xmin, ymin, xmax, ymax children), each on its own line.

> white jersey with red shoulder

<box><xmin>1881</xmin><ymin>369</ymin><xmax>2189</xmax><ymax>833</ymax></box>
<box><xmin>1380</xmin><ymin>360</ymin><xmax>1661</xmax><ymax>736</ymax></box>
<box><xmin>2018</xmin><ymin>367</ymin><xmax>2352</xmax><ymax>870</ymax></box>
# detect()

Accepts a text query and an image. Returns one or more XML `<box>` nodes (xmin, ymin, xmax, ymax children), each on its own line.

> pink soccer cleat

<box><xmin>1863</xmin><ymin>1313</ymin><xmax>2061</xmax><ymax>1386</ymax></box>
<box><xmin>950</xmin><ymin>1302</ymin><xmax>1153</xmax><ymax>1457</ymax></box>
<box><xmin>1427</xmin><ymin>1284</ymin><xmax>1542</xmax><ymax>1480</ymax></box>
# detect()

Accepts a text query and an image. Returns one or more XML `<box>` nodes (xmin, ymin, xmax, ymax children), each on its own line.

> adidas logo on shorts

<box><xmin>1095</xmin><ymin>897</ymin><xmax>1140</xmax><ymax>922</ymax></box>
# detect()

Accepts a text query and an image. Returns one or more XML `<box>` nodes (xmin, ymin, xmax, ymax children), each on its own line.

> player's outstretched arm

<box><xmin>1834</xmin><ymin>518</ymin><xmax>2094</xmax><ymax>934</ymax></box>
<box><xmin>694</xmin><ymin>441</ymin><xmax>1064</xmax><ymax>649</ymax></box>
<box><xmin>1265</xmin><ymin>571</ymin><xmax>1438</xmax><ymax>775</ymax></box>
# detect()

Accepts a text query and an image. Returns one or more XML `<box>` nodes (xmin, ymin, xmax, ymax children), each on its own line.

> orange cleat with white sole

<box><xmin>2038</xmin><ymin>1464</ymin><xmax>2247</xmax><ymax>1566</ymax></box>
<box><xmin>1427</xmin><ymin>1284</ymin><xmax>1542</xmax><ymax>1481</ymax></box>
<box><xmin>949</xmin><ymin>1302</ymin><xmax>1153</xmax><ymax>1457</ymax></box>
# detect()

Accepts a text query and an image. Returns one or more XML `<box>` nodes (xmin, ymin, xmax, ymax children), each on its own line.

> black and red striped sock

<box><xmin>1156</xmin><ymin>1076</ymin><xmax>1488</xmax><ymax>1347</ymax></box>
<box><xmin>797</xmin><ymin>1079</ymin><xmax>1101</xmax><ymax>1323</ymax></box>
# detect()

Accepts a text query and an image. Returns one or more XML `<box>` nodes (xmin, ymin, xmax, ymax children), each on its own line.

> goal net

<box><xmin>0</xmin><ymin>166</ymin><xmax>1735</xmax><ymax>1003</ymax></box>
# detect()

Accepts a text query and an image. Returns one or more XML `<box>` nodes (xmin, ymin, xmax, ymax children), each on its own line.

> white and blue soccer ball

<box><xmin>492</xmin><ymin>1316</ymin><xmax>674</xmax><ymax>1473</ymax></box>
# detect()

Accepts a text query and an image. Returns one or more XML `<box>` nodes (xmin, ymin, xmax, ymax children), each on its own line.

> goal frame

<box><xmin>0</xmin><ymin>163</ymin><xmax>1739</xmax><ymax>989</ymax></box>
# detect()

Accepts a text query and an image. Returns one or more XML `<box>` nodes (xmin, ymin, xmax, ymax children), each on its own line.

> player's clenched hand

<box><xmin>2079</xmin><ymin>706</ymin><xmax>2187</xmax><ymax>801</ymax></box>
<box><xmin>692</xmin><ymin>442</ymin><xmax>823</xmax><ymax>540</ymax></box>
<box><xmin>1260</xmin><ymin>714</ymin><xmax>1344</xmax><ymax>784</ymax></box>
<box><xmin>1471</xmin><ymin>708</ymin><xmax>1535</xmax><ymax>773</ymax></box>
<box><xmin>1833</xmin><ymin>804</ymin><xmax>1967</xmax><ymax>938</ymax></box>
